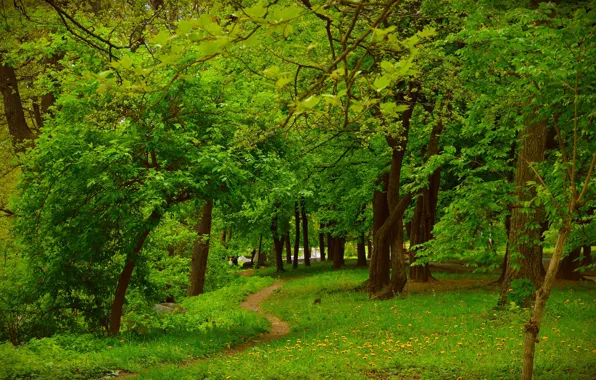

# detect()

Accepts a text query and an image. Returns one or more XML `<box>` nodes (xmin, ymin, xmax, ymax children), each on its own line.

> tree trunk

<box><xmin>333</xmin><ymin>237</ymin><xmax>345</xmax><ymax>270</ymax></box>
<box><xmin>301</xmin><ymin>197</ymin><xmax>310</xmax><ymax>266</ymax></box>
<box><xmin>582</xmin><ymin>245</ymin><xmax>591</xmax><ymax>266</ymax></box>
<box><xmin>367</xmin><ymin>238</ymin><xmax>372</xmax><ymax>259</ymax></box>
<box><xmin>0</xmin><ymin>60</ymin><xmax>35</xmax><ymax>150</ymax></box>
<box><xmin>109</xmin><ymin>211</ymin><xmax>160</xmax><ymax>335</ymax></box>
<box><xmin>357</xmin><ymin>232</ymin><xmax>367</xmax><ymax>266</ymax></box>
<box><xmin>521</xmin><ymin>222</ymin><xmax>571</xmax><ymax>380</ymax></box>
<box><xmin>497</xmin><ymin>212</ymin><xmax>513</xmax><ymax>283</ymax></box>
<box><xmin>319</xmin><ymin>224</ymin><xmax>326</xmax><ymax>262</ymax></box>
<box><xmin>285</xmin><ymin>232</ymin><xmax>292</xmax><ymax>264</ymax></box>
<box><xmin>369</xmin><ymin>173</ymin><xmax>390</xmax><ymax>292</ymax></box>
<box><xmin>327</xmin><ymin>229</ymin><xmax>335</xmax><ymax>262</ymax></box>
<box><xmin>257</xmin><ymin>234</ymin><xmax>266</xmax><ymax>267</ymax></box>
<box><xmin>188</xmin><ymin>199</ymin><xmax>214</xmax><ymax>296</ymax></box>
<box><xmin>556</xmin><ymin>247</ymin><xmax>581</xmax><ymax>280</ymax></box>
<box><xmin>500</xmin><ymin>116</ymin><xmax>548</xmax><ymax>305</ymax></box>
<box><xmin>271</xmin><ymin>202</ymin><xmax>285</xmax><ymax>273</ymax></box>
<box><xmin>409</xmin><ymin>116</ymin><xmax>443</xmax><ymax>282</ymax></box>
<box><xmin>293</xmin><ymin>201</ymin><xmax>300</xmax><ymax>268</ymax></box>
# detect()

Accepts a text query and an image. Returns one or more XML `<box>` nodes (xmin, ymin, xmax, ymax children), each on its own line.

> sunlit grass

<box><xmin>142</xmin><ymin>269</ymin><xmax>596</xmax><ymax>379</ymax></box>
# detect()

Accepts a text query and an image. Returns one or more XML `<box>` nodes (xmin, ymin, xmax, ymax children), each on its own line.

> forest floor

<box><xmin>134</xmin><ymin>261</ymin><xmax>596</xmax><ymax>379</ymax></box>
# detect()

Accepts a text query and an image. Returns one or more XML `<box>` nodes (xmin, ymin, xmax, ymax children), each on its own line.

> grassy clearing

<box><xmin>0</xmin><ymin>276</ymin><xmax>273</xmax><ymax>379</ymax></box>
<box><xmin>141</xmin><ymin>268</ymin><xmax>596</xmax><ymax>379</ymax></box>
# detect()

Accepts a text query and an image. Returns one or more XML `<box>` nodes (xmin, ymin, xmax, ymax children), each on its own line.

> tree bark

<box><xmin>500</xmin><ymin>116</ymin><xmax>548</xmax><ymax>305</ymax></box>
<box><xmin>369</xmin><ymin>173</ymin><xmax>390</xmax><ymax>292</ymax></box>
<box><xmin>319</xmin><ymin>224</ymin><xmax>326</xmax><ymax>262</ymax></box>
<box><xmin>257</xmin><ymin>234</ymin><xmax>266</xmax><ymax>267</ymax></box>
<box><xmin>521</xmin><ymin>221</ymin><xmax>571</xmax><ymax>380</ymax></box>
<box><xmin>271</xmin><ymin>203</ymin><xmax>285</xmax><ymax>273</ymax></box>
<box><xmin>367</xmin><ymin>238</ymin><xmax>372</xmax><ymax>259</ymax></box>
<box><xmin>333</xmin><ymin>237</ymin><xmax>345</xmax><ymax>270</ymax></box>
<box><xmin>109</xmin><ymin>211</ymin><xmax>160</xmax><ymax>335</ymax></box>
<box><xmin>188</xmin><ymin>199</ymin><xmax>214</xmax><ymax>296</ymax></box>
<box><xmin>408</xmin><ymin>116</ymin><xmax>443</xmax><ymax>282</ymax></box>
<box><xmin>556</xmin><ymin>247</ymin><xmax>581</xmax><ymax>280</ymax></box>
<box><xmin>582</xmin><ymin>245</ymin><xmax>591</xmax><ymax>266</ymax></box>
<box><xmin>327</xmin><ymin>228</ymin><xmax>335</xmax><ymax>262</ymax></box>
<box><xmin>301</xmin><ymin>197</ymin><xmax>311</xmax><ymax>266</ymax></box>
<box><xmin>285</xmin><ymin>232</ymin><xmax>292</xmax><ymax>264</ymax></box>
<box><xmin>0</xmin><ymin>60</ymin><xmax>35</xmax><ymax>150</ymax></box>
<box><xmin>293</xmin><ymin>201</ymin><xmax>300</xmax><ymax>268</ymax></box>
<box><xmin>357</xmin><ymin>232</ymin><xmax>367</xmax><ymax>266</ymax></box>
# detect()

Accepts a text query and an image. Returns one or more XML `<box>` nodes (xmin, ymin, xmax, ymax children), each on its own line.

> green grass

<box><xmin>140</xmin><ymin>269</ymin><xmax>596</xmax><ymax>379</ymax></box>
<box><xmin>0</xmin><ymin>276</ymin><xmax>273</xmax><ymax>379</ymax></box>
<box><xmin>246</xmin><ymin>258</ymin><xmax>364</xmax><ymax>279</ymax></box>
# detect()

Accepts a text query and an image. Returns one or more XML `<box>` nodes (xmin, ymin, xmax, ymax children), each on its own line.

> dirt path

<box><xmin>117</xmin><ymin>279</ymin><xmax>290</xmax><ymax>378</ymax></box>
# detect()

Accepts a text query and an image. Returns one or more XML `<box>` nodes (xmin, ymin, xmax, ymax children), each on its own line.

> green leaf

<box><xmin>150</xmin><ymin>30</ymin><xmax>170</xmax><ymax>47</ymax></box>
<box><xmin>373</xmin><ymin>75</ymin><xmax>392</xmax><ymax>91</ymax></box>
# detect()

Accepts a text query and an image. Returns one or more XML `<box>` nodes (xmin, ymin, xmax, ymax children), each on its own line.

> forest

<box><xmin>0</xmin><ymin>0</ymin><xmax>595</xmax><ymax>379</ymax></box>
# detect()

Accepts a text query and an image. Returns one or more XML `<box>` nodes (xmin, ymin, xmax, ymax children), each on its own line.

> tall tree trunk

<box><xmin>0</xmin><ymin>60</ymin><xmax>34</xmax><ymax>150</ymax></box>
<box><xmin>188</xmin><ymin>199</ymin><xmax>214</xmax><ymax>296</ymax></box>
<box><xmin>369</xmin><ymin>173</ymin><xmax>390</xmax><ymax>292</ymax></box>
<box><xmin>409</xmin><ymin>116</ymin><xmax>443</xmax><ymax>282</ymax></box>
<box><xmin>319</xmin><ymin>224</ymin><xmax>326</xmax><ymax>261</ymax></box>
<box><xmin>109</xmin><ymin>211</ymin><xmax>160</xmax><ymax>335</ymax></box>
<box><xmin>333</xmin><ymin>237</ymin><xmax>345</xmax><ymax>269</ymax></box>
<box><xmin>357</xmin><ymin>232</ymin><xmax>367</xmax><ymax>266</ymax></box>
<box><xmin>521</xmin><ymin>221</ymin><xmax>571</xmax><ymax>380</ymax></box>
<box><xmin>293</xmin><ymin>201</ymin><xmax>300</xmax><ymax>268</ymax></box>
<box><xmin>497</xmin><ymin>213</ymin><xmax>513</xmax><ymax>283</ymax></box>
<box><xmin>327</xmin><ymin>228</ymin><xmax>335</xmax><ymax>262</ymax></box>
<box><xmin>582</xmin><ymin>245</ymin><xmax>591</xmax><ymax>266</ymax></box>
<box><xmin>257</xmin><ymin>234</ymin><xmax>266</xmax><ymax>267</ymax></box>
<box><xmin>556</xmin><ymin>247</ymin><xmax>581</xmax><ymax>280</ymax></box>
<box><xmin>301</xmin><ymin>197</ymin><xmax>311</xmax><ymax>266</ymax></box>
<box><xmin>271</xmin><ymin>203</ymin><xmax>285</xmax><ymax>273</ymax></box>
<box><xmin>500</xmin><ymin>116</ymin><xmax>548</xmax><ymax>305</ymax></box>
<box><xmin>285</xmin><ymin>232</ymin><xmax>292</xmax><ymax>264</ymax></box>
<box><xmin>367</xmin><ymin>237</ymin><xmax>372</xmax><ymax>259</ymax></box>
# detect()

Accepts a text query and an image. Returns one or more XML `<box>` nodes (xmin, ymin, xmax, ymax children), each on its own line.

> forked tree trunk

<box><xmin>319</xmin><ymin>224</ymin><xmax>326</xmax><ymax>261</ymax></box>
<box><xmin>188</xmin><ymin>199</ymin><xmax>214</xmax><ymax>296</ymax></box>
<box><xmin>109</xmin><ymin>211</ymin><xmax>161</xmax><ymax>335</ymax></box>
<box><xmin>333</xmin><ymin>237</ymin><xmax>345</xmax><ymax>269</ymax></box>
<box><xmin>409</xmin><ymin>116</ymin><xmax>443</xmax><ymax>282</ymax></box>
<box><xmin>369</xmin><ymin>173</ymin><xmax>390</xmax><ymax>292</ymax></box>
<box><xmin>285</xmin><ymin>232</ymin><xmax>292</xmax><ymax>264</ymax></box>
<box><xmin>301</xmin><ymin>197</ymin><xmax>311</xmax><ymax>266</ymax></box>
<box><xmin>293</xmin><ymin>202</ymin><xmax>300</xmax><ymax>268</ymax></box>
<box><xmin>500</xmin><ymin>117</ymin><xmax>548</xmax><ymax>305</ymax></box>
<box><xmin>0</xmin><ymin>60</ymin><xmax>35</xmax><ymax>150</ymax></box>
<box><xmin>522</xmin><ymin>222</ymin><xmax>571</xmax><ymax>380</ymax></box>
<box><xmin>357</xmin><ymin>232</ymin><xmax>367</xmax><ymax>266</ymax></box>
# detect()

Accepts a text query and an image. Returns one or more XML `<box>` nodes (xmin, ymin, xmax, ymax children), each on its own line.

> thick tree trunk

<box><xmin>556</xmin><ymin>247</ymin><xmax>581</xmax><ymax>280</ymax></box>
<box><xmin>369</xmin><ymin>173</ymin><xmax>390</xmax><ymax>292</ymax></box>
<box><xmin>521</xmin><ymin>222</ymin><xmax>571</xmax><ymax>380</ymax></box>
<box><xmin>319</xmin><ymin>224</ymin><xmax>326</xmax><ymax>262</ymax></box>
<box><xmin>188</xmin><ymin>199</ymin><xmax>214</xmax><ymax>296</ymax></box>
<box><xmin>293</xmin><ymin>202</ymin><xmax>300</xmax><ymax>268</ymax></box>
<box><xmin>0</xmin><ymin>60</ymin><xmax>35</xmax><ymax>150</ymax></box>
<box><xmin>409</xmin><ymin>116</ymin><xmax>443</xmax><ymax>282</ymax></box>
<box><xmin>357</xmin><ymin>232</ymin><xmax>367</xmax><ymax>266</ymax></box>
<box><xmin>301</xmin><ymin>197</ymin><xmax>311</xmax><ymax>266</ymax></box>
<box><xmin>109</xmin><ymin>211</ymin><xmax>160</xmax><ymax>335</ymax></box>
<box><xmin>500</xmin><ymin>117</ymin><xmax>548</xmax><ymax>305</ymax></box>
<box><xmin>285</xmin><ymin>232</ymin><xmax>292</xmax><ymax>264</ymax></box>
<box><xmin>333</xmin><ymin>237</ymin><xmax>345</xmax><ymax>270</ymax></box>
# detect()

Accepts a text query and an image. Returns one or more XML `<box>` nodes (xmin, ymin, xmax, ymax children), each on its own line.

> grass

<box><xmin>140</xmin><ymin>268</ymin><xmax>596</xmax><ymax>379</ymax></box>
<box><xmin>0</xmin><ymin>276</ymin><xmax>273</xmax><ymax>379</ymax></box>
